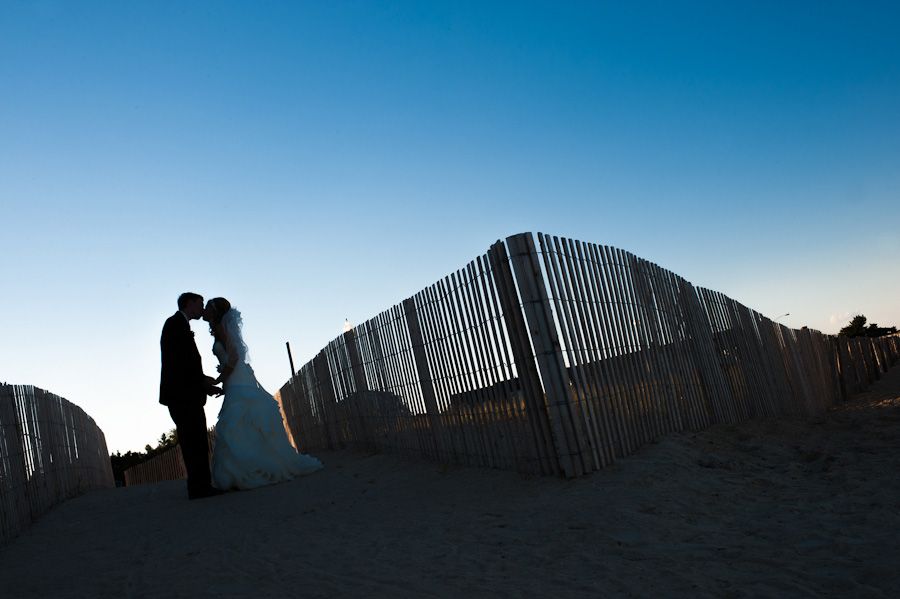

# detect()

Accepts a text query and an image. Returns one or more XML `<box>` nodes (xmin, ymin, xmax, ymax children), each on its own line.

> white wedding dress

<box><xmin>210</xmin><ymin>308</ymin><xmax>323</xmax><ymax>490</ymax></box>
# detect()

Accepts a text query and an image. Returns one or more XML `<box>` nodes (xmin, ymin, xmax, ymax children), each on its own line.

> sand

<box><xmin>2</xmin><ymin>368</ymin><xmax>899</xmax><ymax>598</ymax></box>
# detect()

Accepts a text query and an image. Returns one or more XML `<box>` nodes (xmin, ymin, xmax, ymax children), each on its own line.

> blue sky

<box><xmin>2</xmin><ymin>1</ymin><xmax>898</xmax><ymax>454</ymax></box>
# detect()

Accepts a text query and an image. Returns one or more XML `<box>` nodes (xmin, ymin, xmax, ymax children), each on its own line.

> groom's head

<box><xmin>178</xmin><ymin>292</ymin><xmax>204</xmax><ymax>320</ymax></box>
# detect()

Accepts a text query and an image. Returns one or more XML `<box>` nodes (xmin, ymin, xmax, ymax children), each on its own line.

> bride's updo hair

<box><xmin>207</xmin><ymin>297</ymin><xmax>232</xmax><ymax>331</ymax></box>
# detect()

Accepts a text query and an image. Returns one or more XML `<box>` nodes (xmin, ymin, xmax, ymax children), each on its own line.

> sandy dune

<box><xmin>2</xmin><ymin>368</ymin><xmax>899</xmax><ymax>598</ymax></box>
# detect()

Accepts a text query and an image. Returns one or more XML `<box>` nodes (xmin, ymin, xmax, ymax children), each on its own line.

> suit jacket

<box><xmin>159</xmin><ymin>312</ymin><xmax>206</xmax><ymax>407</ymax></box>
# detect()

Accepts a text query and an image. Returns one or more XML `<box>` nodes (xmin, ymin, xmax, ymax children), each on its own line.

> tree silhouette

<box><xmin>839</xmin><ymin>315</ymin><xmax>898</xmax><ymax>338</ymax></box>
<box><xmin>109</xmin><ymin>428</ymin><xmax>179</xmax><ymax>485</ymax></box>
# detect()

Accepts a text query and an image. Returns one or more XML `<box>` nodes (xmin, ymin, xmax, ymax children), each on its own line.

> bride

<box><xmin>203</xmin><ymin>297</ymin><xmax>323</xmax><ymax>490</ymax></box>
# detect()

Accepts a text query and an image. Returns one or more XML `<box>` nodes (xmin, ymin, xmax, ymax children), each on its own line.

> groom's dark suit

<box><xmin>160</xmin><ymin>311</ymin><xmax>215</xmax><ymax>498</ymax></box>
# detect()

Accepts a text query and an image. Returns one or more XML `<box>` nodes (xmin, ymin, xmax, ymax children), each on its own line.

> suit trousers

<box><xmin>168</xmin><ymin>405</ymin><xmax>212</xmax><ymax>493</ymax></box>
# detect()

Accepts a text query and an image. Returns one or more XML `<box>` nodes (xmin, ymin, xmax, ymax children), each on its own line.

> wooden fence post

<box><xmin>311</xmin><ymin>351</ymin><xmax>340</xmax><ymax>450</ymax></box>
<box><xmin>488</xmin><ymin>239</ymin><xmax>559</xmax><ymax>476</ymax></box>
<box><xmin>506</xmin><ymin>232</ymin><xmax>588</xmax><ymax>477</ymax></box>
<box><xmin>403</xmin><ymin>296</ymin><xmax>448</xmax><ymax>461</ymax></box>
<box><xmin>343</xmin><ymin>327</ymin><xmax>375</xmax><ymax>451</ymax></box>
<box><xmin>308</xmin><ymin>350</ymin><xmax>338</xmax><ymax>451</ymax></box>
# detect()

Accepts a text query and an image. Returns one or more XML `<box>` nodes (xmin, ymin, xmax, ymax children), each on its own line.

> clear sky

<box><xmin>2</xmin><ymin>1</ymin><xmax>898</xmax><ymax>455</ymax></box>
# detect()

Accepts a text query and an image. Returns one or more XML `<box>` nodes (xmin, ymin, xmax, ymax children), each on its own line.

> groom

<box><xmin>159</xmin><ymin>292</ymin><xmax>223</xmax><ymax>500</ymax></box>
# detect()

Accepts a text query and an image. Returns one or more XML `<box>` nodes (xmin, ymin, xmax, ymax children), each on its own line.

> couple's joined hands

<box><xmin>204</xmin><ymin>375</ymin><xmax>223</xmax><ymax>397</ymax></box>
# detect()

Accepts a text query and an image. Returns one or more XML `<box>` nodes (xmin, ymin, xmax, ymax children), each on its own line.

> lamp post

<box><xmin>774</xmin><ymin>313</ymin><xmax>789</xmax><ymax>322</ymax></box>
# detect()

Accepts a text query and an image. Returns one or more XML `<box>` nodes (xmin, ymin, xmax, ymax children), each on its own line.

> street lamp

<box><xmin>774</xmin><ymin>313</ymin><xmax>789</xmax><ymax>322</ymax></box>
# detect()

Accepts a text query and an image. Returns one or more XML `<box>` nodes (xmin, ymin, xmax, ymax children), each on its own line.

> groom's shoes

<box><xmin>189</xmin><ymin>486</ymin><xmax>225</xmax><ymax>500</ymax></box>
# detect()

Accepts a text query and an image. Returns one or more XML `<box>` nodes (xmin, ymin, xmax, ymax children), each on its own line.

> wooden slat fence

<box><xmin>279</xmin><ymin>240</ymin><xmax>564</xmax><ymax>476</ymax></box>
<box><xmin>122</xmin><ymin>429</ymin><xmax>216</xmax><ymax>487</ymax></box>
<box><xmin>0</xmin><ymin>384</ymin><xmax>115</xmax><ymax>544</ymax></box>
<box><xmin>278</xmin><ymin>232</ymin><xmax>900</xmax><ymax>478</ymax></box>
<box><xmin>126</xmin><ymin>232</ymin><xmax>900</xmax><ymax>484</ymax></box>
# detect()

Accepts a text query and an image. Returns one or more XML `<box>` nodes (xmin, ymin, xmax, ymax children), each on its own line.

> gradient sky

<box><xmin>2</xmin><ymin>1</ymin><xmax>898</xmax><ymax>454</ymax></box>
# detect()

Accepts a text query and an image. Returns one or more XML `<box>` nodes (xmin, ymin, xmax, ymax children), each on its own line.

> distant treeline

<box><xmin>839</xmin><ymin>315</ymin><xmax>897</xmax><ymax>338</ymax></box>
<box><xmin>109</xmin><ymin>429</ymin><xmax>178</xmax><ymax>485</ymax></box>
